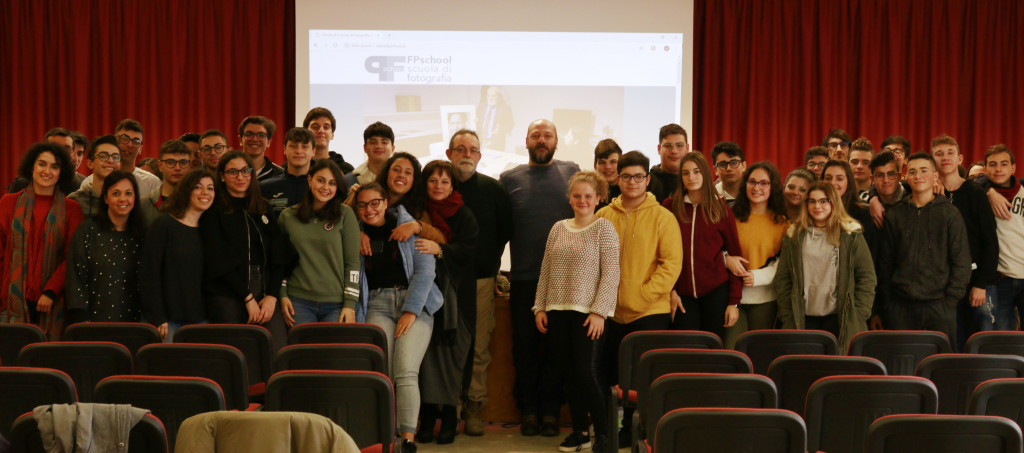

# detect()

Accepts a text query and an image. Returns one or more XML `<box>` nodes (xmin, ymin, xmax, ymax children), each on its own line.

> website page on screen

<box><xmin>309</xmin><ymin>30</ymin><xmax>684</xmax><ymax>178</ymax></box>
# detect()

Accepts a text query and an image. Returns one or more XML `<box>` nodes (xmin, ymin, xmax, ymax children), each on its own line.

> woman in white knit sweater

<box><xmin>533</xmin><ymin>171</ymin><xmax>620</xmax><ymax>453</ymax></box>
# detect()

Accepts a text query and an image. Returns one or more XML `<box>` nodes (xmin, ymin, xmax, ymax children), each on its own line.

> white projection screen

<box><xmin>295</xmin><ymin>0</ymin><xmax>695</xmax><ymax>178</ymax></box>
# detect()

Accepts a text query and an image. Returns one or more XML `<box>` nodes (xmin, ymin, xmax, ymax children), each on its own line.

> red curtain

<box><xmin>0</xmin><ymin>0</ymin><xmax>295</xmax><ymax>189</ymax></box>
<box><xmin>694</xmin><ymin>0</ymin><xmax>1024</xmax><ymax>174</ymax></box>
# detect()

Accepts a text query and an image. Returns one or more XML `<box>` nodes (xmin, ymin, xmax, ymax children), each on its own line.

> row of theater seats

<box><xmin>0</xmin><ymin>322</ymin><xmax>398</xmax><ymax>452</ymax></box>
<box><xmin>608</xmin><ymin>329</ymin><xmax>1024</xmax><ymax>452</ymax></box>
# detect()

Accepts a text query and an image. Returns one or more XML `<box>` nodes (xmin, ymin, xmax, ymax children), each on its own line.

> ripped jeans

<box><xmin>957</xmin><ymin>284</ymin><xmax>1011</xmax><ymax>351</ymax></box>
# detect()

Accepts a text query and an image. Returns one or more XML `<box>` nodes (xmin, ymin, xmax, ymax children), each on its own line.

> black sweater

<box><xmin>458</xmin><ymin>172</ymin><xmax>511</xmax><ymax>279</ymax></box>
<box><xmin>140</xmin><ymin>213</ymin><xmax>206</xmax><ymax>325</ymax></box>
<box><xmin>945</xmin><ymin>179</ymin><xmax>1000</xmax><ymax>289</ymax></box>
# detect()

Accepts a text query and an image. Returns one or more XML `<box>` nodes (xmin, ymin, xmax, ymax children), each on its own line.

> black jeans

<box><xmin>805</xmin><ymin>313</ymin><xmax>839</xmax><ymax>337</ymax></box>
<box><xmin>509</xmin><ymin>279</ymin><xmax>562</xmax><ymax>417</ymax></box>
<box><xmin>672</xmin><ymin>281</ymin><xmax>730</xmax><ymax>340</ymax></box>
<box><xmin>885</xmin><ymin>299</ymin><xmax>956</xmax><ymax>346</ymax></box>
<box><xmin>604</xmin><ymin>313</ymin><xmax>671</xmax><ymax>430</ymax></box>
<box><xmin>546</xmin><ymin>310</ymin><xmax>608</xmax><ymax>435</ymax></box>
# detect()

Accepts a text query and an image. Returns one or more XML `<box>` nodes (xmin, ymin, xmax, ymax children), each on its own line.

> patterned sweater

<box><xmin>533</xmin><ymin>218</ymin><xmax>620</xmax><ymax>317</ymax></box>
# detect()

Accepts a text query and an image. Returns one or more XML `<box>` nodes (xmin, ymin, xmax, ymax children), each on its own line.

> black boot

<box><xmin>437</xmin><ymin>405</ymin><xmax>458</xmax><ymax>444</ymax></box>
<box><xmin>416</xmin><ymin>404</ymin><xmax>438</xmax><ymax>443</ymax></box>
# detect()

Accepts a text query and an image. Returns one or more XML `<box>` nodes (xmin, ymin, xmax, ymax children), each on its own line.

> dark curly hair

<box><xmin>18</xmin><ymin>142</ymin><xmax>75</xmax><ymax>195</ymax></box>
<box><xmin>731</xmin><ymin>161</ymin><xmax>787</xmax><ymax>224</ymax></box>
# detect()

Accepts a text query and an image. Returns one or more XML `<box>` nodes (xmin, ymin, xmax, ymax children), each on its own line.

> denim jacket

<box><xmin>356</xmin><ymin>205</ymin><xmax>443</xmax><ymax>322</ymax></box>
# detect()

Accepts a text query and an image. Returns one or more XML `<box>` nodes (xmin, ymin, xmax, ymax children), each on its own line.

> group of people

<box><xmin>1</xmin><ymin>110</ymin><xmax>1021</xmax><ymax>453</ymax></box>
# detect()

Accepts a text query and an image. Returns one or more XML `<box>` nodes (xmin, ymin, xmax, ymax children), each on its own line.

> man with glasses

<box><xmin>823</xmin><ymin>128</ymin><xmax>853</xmax><ymax>161</ymax></box>
<box><xmin>711</xmin><ymin>141</ymin><xmax>746</xmax><ymax>204</ymax></box>
<box><xmin>804</xmin><ymin>146</ymin><xmax>829</xmax><ymax>180</ymax></box>
<box><xmin>500</xmin><ymin>119</ymin><xmax>579</xmax><ymax>437</ymax></box>
<box><xmin>69</xmin><ymin>135</ymin><xmax>123</xmax><ymax>216</ymax></box>
<box><xmin>238</xmin><ymin>115</ymin><xmax>283</xmax><ymax>182</ymax></box>
<box><xmin>7</xmin><ymin>127</ymin><xmax>84</xmax><ymax>195</ymax></box>
<box><xmin>880</xmin><ymin>135</ymin><xmax>912</xmax><ymax>179</ymax></box>
<box><xmin>444</xmin><ymin>128</ymin><xmax>511</xmax><ymax>436</ymax></box>
<box><xmin>877</xmin><ymin>152</ymin><xmax>971</xmax><ymax>343</ymax></box>
<box><xmin>79</xmin><ymin>119</ymin><xmax>162</xmax><ymax>196</ymax></box>
<box><xmin>650</xmin><ymin>124</ymin><xmax>688</xmax><ymax>201</ymax></box>
<box><xmin>149</xmin><ymin>139</ymin><xmax>193</xmax><ymax>207</ymax></box>
<box><xmin>303</xmin><ymin>107</ymin><xmax>354</xmax><ymax>174</ymax></box>
<box><xmin>931</xmin><ymin>135</ymin><xmax>999</xmax><ymax>350</ymax></box>
<box><xmin>849</xmin><ymin>138</ymin><xmax>875</xmax><ymax>201</ymax></box>
<box><xmin>596</xmin><ymin>150</ymin><xmax>682</xmax><ymax>448</ymax></box>
<box><xmin>198</xmin><ymin>129</ymin><xmax>229</xmax><ymax>172</ymax></box>
<box><xmin>261</xmin><ymin>128</ymin><xmax>316</xmax><ymax>217</ymax></box>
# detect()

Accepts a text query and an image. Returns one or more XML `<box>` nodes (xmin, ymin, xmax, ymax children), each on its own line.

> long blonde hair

<box><xmin>794</xmin><ymin>181</ymin><xmax>858</xmax><ymax>246</ymax></box>
<box><xmin>671</xmin><ymin>152</ymin><xmax>727</xmax><ymax>224</ymax></box>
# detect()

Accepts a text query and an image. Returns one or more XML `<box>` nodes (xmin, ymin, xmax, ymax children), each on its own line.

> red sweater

<box><xmin>663</xmin><ymin>195</ymin><xmax>743</xmax><ymax>305</ymax></box>
<box><xmin>0</xmin><ymin>192</ymin><xmax>84</xmax><ymax>308</ymax></box>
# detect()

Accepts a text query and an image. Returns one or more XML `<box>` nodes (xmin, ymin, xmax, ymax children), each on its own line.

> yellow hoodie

<box><xmin>596</xmin><ymin>192</ymin><xmax>683</xmax><ymax>323</ymax></box>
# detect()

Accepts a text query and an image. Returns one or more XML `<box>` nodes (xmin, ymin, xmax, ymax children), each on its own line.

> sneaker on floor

<box><xmin>617</xmin><ymin>427</ymin><xmax>631</xmax><ymax>449</ymax></box>
<box><xmin>541</xmin><ymin>415</ymin><xmax>560</xmax><ymax>437</ymax></box>
<box><xmin>591</xmin><ymin>434</ymin><xmax>609</xmax><ymax>453</ymax></box>
<box><xmin>558</xmin><ymin>431</ymin><xmax>592</xmax><ymax>452</ymax></box>
<box><xmin>400</xmin><ymin>439</ymin><xmax>417</xmax><ymax>453</ymax></box>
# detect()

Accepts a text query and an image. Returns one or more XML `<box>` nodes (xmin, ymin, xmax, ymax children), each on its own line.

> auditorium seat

<box><xmin>135</xmin><ymin>343</ymin><xmax>253</xmax><ymax>411</ymax></box>
<box><xmin>653</xmin><ymin>408</ymin><xmax>805</xmax><ymax>453</ymax></box>
<box><xmin>0</xmin><ymin>323</ymin><xmax>45</xmax><ymax>366</ymax></box>
<box><xmin>848</xmin><ymin>330</ymin><xmax>951</xmax><ymax>375</ymax></box>
<box><xmin>17</xmin><ymin>341</ymin><xmax>132</xmax><ymax>402</ymax></box>
<box><xmin>63</xmin><ymin>322</ymin><xmax>162</xmax><ymax>357</ymax></box>
<box><xmin>734</xmin><ymin>329</ymin><xmax>838</xmax><ymax>374</ymax></box>
<box><xmin>916</xmin><ymin>353</ymin><xmax>1024</xmax><ymax>414</ymax></box>
<box><xmin>969</xmin><ymin>378</ymin><xmax>1024</xmax><ymax>431</ymax></box>
<box><xmin>274</xmin><ymin>343</ymin><xmax>387</xmax><ymax>375</ymax></box>
<box><xmin>0</xmin><ymin>367</ymin><xmax>77</xmax><ymax>439</ymax></box>
<box><xmin>10</xmin><ymin>410</ymin><xmax>168</xmax><ymax>453</ymax></box>
<box><xmin>865</xmin><ymin>414</ymin><xmax>1022</xmax><ymax>453</ymax></box>
<box><xmin>965</xmin><ymin>331</ymin><xmax>1024</xmax><ymax>356</ymax></box>
<box><xmin>767</xmin><ymin>354</ymin><xmax>886</xmax><ymax>416</ymax></box>
<box><xmin>173</xmin><ymin>324</ymin><xmax>273</xmax><ymax>402</ymax></box>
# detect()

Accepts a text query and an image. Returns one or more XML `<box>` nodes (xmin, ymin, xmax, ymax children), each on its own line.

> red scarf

<box><xmin>426</xmin><ymin>190</ymin><xmax>464</xmax><ymax>242</ymax></box>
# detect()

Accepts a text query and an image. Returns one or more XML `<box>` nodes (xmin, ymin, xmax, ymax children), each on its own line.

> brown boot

<box><xmin>463</xmin><ymin>401</ymin><xmax>485</xmax><ymax>436</ymax></box>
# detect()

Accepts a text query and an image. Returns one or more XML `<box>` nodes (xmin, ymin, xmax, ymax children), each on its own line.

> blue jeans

<box><xmin>998</xmin><ymin>277</ymin><xmax>1024</xmax><ymax>327</ymax></box>
<box><xmin>165</xmin><ymin>320</ymin><xmax>208</xmax><ymax>343</ymax></box>
<box><xmin>957</xmin><ymin>285</ymin><xmax>1004</xmax><ymax>351</ymax></box>
<box><xmin>365</xmin><ymin>287</ymin><xmax>433</xmax><ymax>434</ymax></box>
<box><xmin>290</xmin><ymin>296</ymin><xmax>343</xmax><ymax>326</ymax></box>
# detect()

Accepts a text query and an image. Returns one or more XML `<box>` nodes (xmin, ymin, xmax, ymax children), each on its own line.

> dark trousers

<box><xmin>546</xmin><ymin>310</ymin><xmax>608</xmax><ymax>435</ymax></box>
<box><xmin>205</xmin><ymin>294</ymin><xmax>288</xmax><ymax>352</ymax></box>
<box><xmin>805</xmin><ymin>313</ymin><xmax>839</xmax><ymax>337</ymax></box>
<box><xmin>509</xmin><ymin>280</ymin><xmax>562</xmax><ymax>417</ymax></box>
<box><xmin>885</xmin><ymin>299</ymin><xmax>956</xmax><ymax>346</ymax></box>
<box><xmin>604</xmin><ymin>313</ymin><xmax>671</xmax><ymax>430</ymax></box>
<box><xmin>672</xmin><ymin>282</ymin><xmax>730</xmax><ymax>341</ymax></box>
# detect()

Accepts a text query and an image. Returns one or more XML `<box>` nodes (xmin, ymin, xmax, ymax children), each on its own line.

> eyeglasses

<box><xmin>223</xmin><ymin>167</ymin><xmax>253</xmax><ymax>178</ymax></box>
<box><xmin>785</xmin><ymin>183</ymin><xmax>808</xmax><ymax>193</ymax></box>
<box><xmin>806</xmin><ymin>162</ymin><xmax>827</xmax><ymax>170</ymax></box>
<box><xmin>882</xmin><ymin>147</ymin><xmax>906</xmax><ymax>156</ymax></box>
<box><xmin>873</xmin><ymin>171</ymin><xmax>900</xmax><ymax>180</ymax></box>
<box><xmin>618</xmin><ymin>173</ymin><xmax>648</xmax><ymax>183</ymax></box>
<box><xmin>827</xmin><ymin>141</ymin><xmax>850</xmax><ymax>150</ymax></box>
<box><xmin>200</xmin><ymin>144</ymin><xmax>227</xmax><ymax>154</ymax></box>
<box><xmin>714</xmin><ymin>159</ymin><xmax>744</xmax><ymax>170</ymax></box>
<box><xmin>243</xmin><ymin>131</ymin><xmax>269</xmax><ymax>141</ymax></box>
<box><xmin>453</xmin><ymin>146</ymin><xmax>480</xmax><ymax>155</ymax></box>
<box><xmin>94</xmin><ymin>152</ymin><xmax>122</xmax><ymax>163</ymax></box>
<box><xmin>356</xmin><ymin>198</ymin><xmax>385</xmax><ymax>210</ymax></box>
<box><xmin>747</xmin><ymin>179</ymin><xmax>771</xmax><ymax>188</ymax></box>
<box><xmin>161</xmin><ymin>158</ymin><xmax>191</xmax><ymax>168</ymax></box>
<box><xmin>806</xmin><ymin>198</ymin><xmax>831</xmax><ymax>207</ymax></box>
<box><xmin>118</xmin><ymin>134</ymin><xmax>143</xmax><ymax>148</ymax></box>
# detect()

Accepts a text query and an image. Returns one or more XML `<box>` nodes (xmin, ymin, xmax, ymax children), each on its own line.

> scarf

<box><xmin>3</xmin><ymin>189</ymin><xmax>67</xmax><ymax>339</ymax></box>
<box><xmin>426</xmin><ymin>190</ymin><xmax>464</xmax><ymax>242</ymax></box>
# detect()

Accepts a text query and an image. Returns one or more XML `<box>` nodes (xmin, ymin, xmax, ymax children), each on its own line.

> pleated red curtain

<box><xmin>694</xmin><ymin>0</ymin><xmax>1024</xmax><ymax>173</ymax></box>
<box><xmin>0</xmin><ymin>0</ymin><xmax>295</xmax><ymax>188</ymax></box>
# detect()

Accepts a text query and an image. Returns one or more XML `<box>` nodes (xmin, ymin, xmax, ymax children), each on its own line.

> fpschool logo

<box><xmin>365</xmin><ymin>55</ymin><xmax>453</xmax><ymax>82</ymax></box>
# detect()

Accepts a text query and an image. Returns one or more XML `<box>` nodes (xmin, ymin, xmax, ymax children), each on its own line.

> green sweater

<box><xmin>277</xmin><ymin>205</ymin><xmax>361</xmax><ymax>308</ymax></box>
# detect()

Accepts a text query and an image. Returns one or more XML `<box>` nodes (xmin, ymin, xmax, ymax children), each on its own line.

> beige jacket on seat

<box><xmin>174</xmin><ymin>411</ymin><xmax>360</xmax><ymax>453</ymax></box>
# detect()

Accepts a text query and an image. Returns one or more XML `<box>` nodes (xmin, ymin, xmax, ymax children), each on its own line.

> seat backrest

<box><xmin>63</xmin><ymin>322</ymin><xmax>162</xmax><ymax>357</ymax></box>
<box><xmin>916</xmin><ymin>353</ymin><xmax>1024</xmax><ymax>414</ymax></box>
<box><xmin>94</xmin><ymin>375</ymin><xmax>225</xmax><ymax>451</ymax></box>
<box><xmin>287</xmin><ymin>322</ymin><xmax>387</xmax><ymax>348</ymax></box>
<box><xmin>734</xmin><ymin>329</ymin><xmax>838</xmax><ymax>374</ymax></box>
<box><xmin>174</xmin><ymin>324</ymin><xmax>274</xmax><ymax>386</ymax></box>
<box><xmin>654</xmin><ymin>408</ymin><xmax>806</xmax><ymax>453</ymax></box>
<box><xmin>635</xmin><ymin>348</ymin><xmax>752</xmax><ymax>410</ymax></box>
<box><xmin>767</xmin><ymin>354</ymin><xmax>887</xmax><ymax>417</ymax></box>
<box><xmin>645</xmin><ymin>373</ymin><xmax>777</xmax><ymax>439</ymax></box>
<box><xmin>966</xmin><ymin>331</ymin><xmax>1024</xmax><ymax>357</ymax></box>
<box><xmin>265</xmin><ymin>370</ymin><xmax>395</xmax><ymax>452</ymax></box>
<box><xmin>618</xmin><ymin>330</ymin><xmax>722</xmax><ymax>393</ymax></box>
<box><xmin>10</xmin><ymin>410</ymin><xmax>168</xmax><ymax>453</ymax></box>
<box><xmin>17</xmin><ymin>341</ymin><xmax>132</xmax><ymax>402</ymax></box>
<box><xmin>865</xmin><ymin>414</ymin><xmax>1023</xmax><ymax>453</ymax></box>
<box><xmin>135</xmin><ymin>343</ymin><xmax>249</xmax><ymax>411</ymax></box>
<box><xmin>970</xmin><ymin>378</ymin><xmax>1024</xmax><ymax>431</ymax></box>
<box><xmin>0</xmin><ymin>323</ymin><xmax>46</xmax><ymax>366</ymax></box>
<box><xmin>805</xmin><ymin>375</ymin><xmax>938</xmax><ymax>453</ymax></box>
<box><xmin>848</xmin><ymin>330</ymin><xmax>951</xmax><ymax>375</ymax></box>
<box><xmin>274</xmin><ymin>343</ymin><xmax>387</xmax><ymax>375</ymax></box>
<box><xmin>0</xmin><ymin>367</ymin><xmax>77</xmax><ymax>438</ymax></box>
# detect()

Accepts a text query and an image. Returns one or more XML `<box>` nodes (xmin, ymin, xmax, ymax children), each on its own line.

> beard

<box><xmin>528</xmin><ymin>143</ymin><xmax>555</xmax><ymax>165</ymax></box>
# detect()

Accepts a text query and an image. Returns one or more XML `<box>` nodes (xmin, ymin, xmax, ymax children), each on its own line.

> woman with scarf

<box><xmin>414</xmin><ymin>161</ymin><xmax>479</xmax><ymax>445</ymax></box>
<box><xmin>0</xmin><ymin>142</ymin><xmax>84</xmax><ymax>339</ymax></box>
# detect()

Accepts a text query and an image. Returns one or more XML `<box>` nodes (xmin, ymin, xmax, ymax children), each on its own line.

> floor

<box><xmin>417</xmin><ymin>422</ymin><xmax>627</xmax><ymax>453</ymax></box>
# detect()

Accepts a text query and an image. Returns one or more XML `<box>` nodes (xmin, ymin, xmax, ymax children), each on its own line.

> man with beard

<box><xmin>445</xmin><ymin>129</ymin><xmax>512</xmax><ymax>436</ymax></box>
<box><xmin>499</xmin><ymin>119</ymin><xmax>580</xmax><ymax>437</ymax></box>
